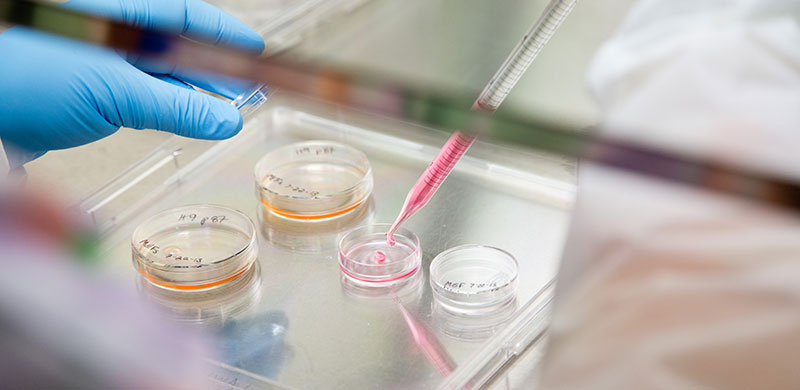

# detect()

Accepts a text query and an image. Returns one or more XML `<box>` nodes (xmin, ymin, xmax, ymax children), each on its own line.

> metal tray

<box><xmin>78</xmin><ymin>93</ymin><xmax>575</xmax><ymax>389</ymax></box>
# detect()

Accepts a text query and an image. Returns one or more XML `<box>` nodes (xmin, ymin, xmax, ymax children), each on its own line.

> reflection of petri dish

<box><xmin>254</xmin><ymin>141</ymin><xmax>373</xmax><ymax>221</ymax></box>
<box><xmin>138</xmin><ymin>262</ymin><xmax>262</xmax><ymax>324</ymax></box>
<box><xmin>340</xmin><ymin>267</ymin><xmax>424</xmax><ymax>301</ymax></box>
<box><xmin>132</xmin><ymin>204</ymin><xmax>258</xmax><ymax>291</ymax></box>
<box><xmin>429</xmin><ymin>245</ymin><xmax>518</xmax><ymax>314</ymax></box>
<box><xmin>338</xmin><ymin>224</ymin><xmax>421</xmax><ymax>286</ymax></box>
<box><xmin>258</xmin><ymin>198</ymin><xmax>374</xmax><ymax>254</ymax></box>
<box><xmin>432</xmin><ymin>298</ymin><xmax>518</xmax><ymax>341</ymax></box>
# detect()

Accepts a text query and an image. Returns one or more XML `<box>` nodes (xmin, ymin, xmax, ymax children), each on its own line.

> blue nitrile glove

<box><xmin>0</xmin><ymin>0</ymin><xmax>265</xmax><ymax>168</ymax></box>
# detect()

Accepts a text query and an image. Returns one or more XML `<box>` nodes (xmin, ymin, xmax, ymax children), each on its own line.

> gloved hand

<box><xmin>0</xmin><ymin>0</ymin><xmax>265</xmax><ymax>167</ymax></box>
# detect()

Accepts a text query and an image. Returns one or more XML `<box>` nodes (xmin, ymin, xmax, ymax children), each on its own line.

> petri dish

<box><xmin>338</xmin><ymin>224</ymin><xmax>421</xmax><ymax>286</ymax></box>
<box><xmin>132</xmin><ymin>204</ymin><xmax>258</xmax><ymax>291</ymax></box>
<box><xmin>429</xmin><ymin>245</ymin><xmax>518</xmax><ymax>314</ymax></box>
<box><xmin>254</xmin><ymin>141</ymin><xmax>373</xmax><ymax>221</ymax></box>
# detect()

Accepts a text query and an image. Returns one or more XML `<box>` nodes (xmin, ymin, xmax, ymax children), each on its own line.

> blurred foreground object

<box><xmin>3</xmin><ymin>0</ymin><xmax>800</xmax><ymax>212</ymax></box>
<box><xmin>541</xmin><ymin>1</ymin><xmax>800</xmax><ymax>389</ymax></box>
<box><xmin>0</xmin><ymin>188</ymin><xmax>212</xmax><ymax>389</ymax></box>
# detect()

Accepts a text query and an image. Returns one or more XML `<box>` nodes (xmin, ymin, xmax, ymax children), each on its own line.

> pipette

<box><xmin>474</xmin><ymin>0</ymin><xmax>577</xmax><ymax>112</ymax></box>
<box><xmin>384</xmin><ymin>0</ymin><xmax>577</xmax><ymax>245</ymax></box>
<box><xmin>385</xmin><ymin>131</ymin><xmax>475</xmax><ymax>246</ymax></box>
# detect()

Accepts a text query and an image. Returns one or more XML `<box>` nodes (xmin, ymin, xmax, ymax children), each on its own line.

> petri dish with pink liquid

<box><xmin>338</xmin><ymin>224</ymin><xmax>421</xmax><ymax>286</ymax></box>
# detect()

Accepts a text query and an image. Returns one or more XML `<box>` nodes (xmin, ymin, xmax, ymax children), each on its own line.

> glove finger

<box><xmin>110</xmin><ymin>70</ymin><xmax>243</xmax><ymax>140</ymax></box>
<box><xmin>137</xmin><ymin>58</ymin><xmax>258</xmax><ymax>100</ymax></box>
<box><xmin>62</xmin><ymin>0</ymin><xmax>264</xmax><ymax>53</ymax></box>
<box><xmin>184</xmin><ymin>0</ymin><xmax>265</xmax><ymax>53</ymax></box>
<box><xmin>62</xmin><ymin>0</ymin><xmax>263</xmax><ymax>99</ymax></box>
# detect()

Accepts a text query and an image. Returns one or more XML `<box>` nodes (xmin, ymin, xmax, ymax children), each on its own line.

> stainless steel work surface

<box><xmin>84</xmin><ymin>94</ymin><xmax>574</xmax><ymax>389</ymax></box>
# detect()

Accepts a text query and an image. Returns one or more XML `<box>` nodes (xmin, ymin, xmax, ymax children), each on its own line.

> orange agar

<box><xmin>260</xmin><ymin>198</ymin><xmax>366</xmax><ymax>220</ymax></box>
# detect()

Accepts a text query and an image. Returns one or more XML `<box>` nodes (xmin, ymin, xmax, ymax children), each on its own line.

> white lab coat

<box><xmin>540</xmin><ymin>1</ymin><xmax>800</xmax><ymax>388</ymax></box>
<box><xmin>0</xmin><ymin>139</ymin><xmax>9</xmax><ymax>177</ymax></box>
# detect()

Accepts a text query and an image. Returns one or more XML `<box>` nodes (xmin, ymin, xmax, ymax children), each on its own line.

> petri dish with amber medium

<box><xmin>132</xmin><ymin>204</ymin><xmax>258</xmax><ymax>291</ymax></box>
<box><xmin>254</xmin><ymin>141</ymin><xmax>373</xmax><ymax>221</ymax></box>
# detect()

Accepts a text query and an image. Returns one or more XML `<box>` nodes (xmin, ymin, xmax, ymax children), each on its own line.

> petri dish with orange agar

<box><xmin>254</xmin><ymin>141</ymin><xmax>373</xmax><ymax>221</ymax></box>
<box><xmin>132</xmin><ymin>205</ymin><xmax>258</xmax><ymax>291</ymax></box>
<box><xmin>338</xmin><ymin>224</ymin><xmax>421</xmax><ymax>286</ymax></box>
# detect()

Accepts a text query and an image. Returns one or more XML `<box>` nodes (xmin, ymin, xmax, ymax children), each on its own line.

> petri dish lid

<box><xmin>131</xmin><ymin>204</ymin><xmax>258</xmax><ymax>291</ymax></box>
<box><xmin>338</xmin><ymin>223</ymin><xmax>421</xmax><ymax>286</ymax></box>
<box><xmin>429</xmin><ymin>245</ymin><xmax>519</xmax><ymax>314</ymax></box>
<box><xmin>255</xmin><ymin>141</ymin><xmax>373</xmax><ymax>221</ymax></box>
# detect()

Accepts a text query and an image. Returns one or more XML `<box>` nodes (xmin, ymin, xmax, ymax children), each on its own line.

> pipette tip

<box><xmin>471</xmin><ymin>100</ymin><xmax>495</xmax><ymax>112</ymax></box>
<box><xmin>385</xmin><ymin>231</ymin><xmax>397</xmax><ymax>247</ymax></box>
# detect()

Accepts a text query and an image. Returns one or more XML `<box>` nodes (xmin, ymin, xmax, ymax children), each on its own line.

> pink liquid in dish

<box><xmin>374</xmin><ymin>250</ymin><xmax>386</xmax><ymax>263</ymax></box>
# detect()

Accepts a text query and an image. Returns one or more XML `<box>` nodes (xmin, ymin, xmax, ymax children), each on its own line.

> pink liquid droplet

<box><xmin>385</xmin><ymin>233</ymin><xmax>396</xmax><ymax>247</ymax></box>
<box><xmin>374</xmin><ymin>250</ymin><xmax>387</xmax><ymax>263</ymax></box>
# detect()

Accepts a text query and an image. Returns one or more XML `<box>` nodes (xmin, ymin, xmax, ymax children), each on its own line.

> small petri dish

<box><xmin>338</xmin><ymin>224</ymin><xmax>421</xmax><ymax>286</ymax></box>
<box><xmin>254</xmin><ymin>141</ymin><xmax>373</xmax><ymax>221</ymax></box>
<box><xmin>132</xmin><ymin>204</ymin><xmax>258</xmax><ymax>291</ymax></box>
<box><xmin>429</xmin><ymin>245</ymin><xmax>518</xmax><ymax>314</ymax></box>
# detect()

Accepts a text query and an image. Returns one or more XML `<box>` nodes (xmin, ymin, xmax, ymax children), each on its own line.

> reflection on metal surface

<box><xmin>258</xmin><ymin>198</ymin><xmax>374</xmax><ymax>253</ymax></box>
<box><xmin>215</xmin><ymin>310</ymin><xmax>291</xmax><ymax>381</ymax></box>
<box><xmin>432</xmin><ymin>299</ymin><xmax>518</xmax><ymax>342</ymax></box>
<box><xmin>437</xmin><ymin>281</ymin><xmax>555</xmax><ymax>390</ymax></box>
<box><xmin>396</xmin><ymin>298</ymin><xmax>458</xmax><ymax>379</ymax></box>
<box><xmin>137</xmin><ymin>261</ymin><xmax>263</xmax><ymax>325</ymax></box>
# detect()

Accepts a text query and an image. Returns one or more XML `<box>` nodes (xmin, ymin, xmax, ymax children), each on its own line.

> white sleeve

<box><xmin>540</xmin><ymin>1</ymin><xmax>800</xmax><ymax>389</ymax></box>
